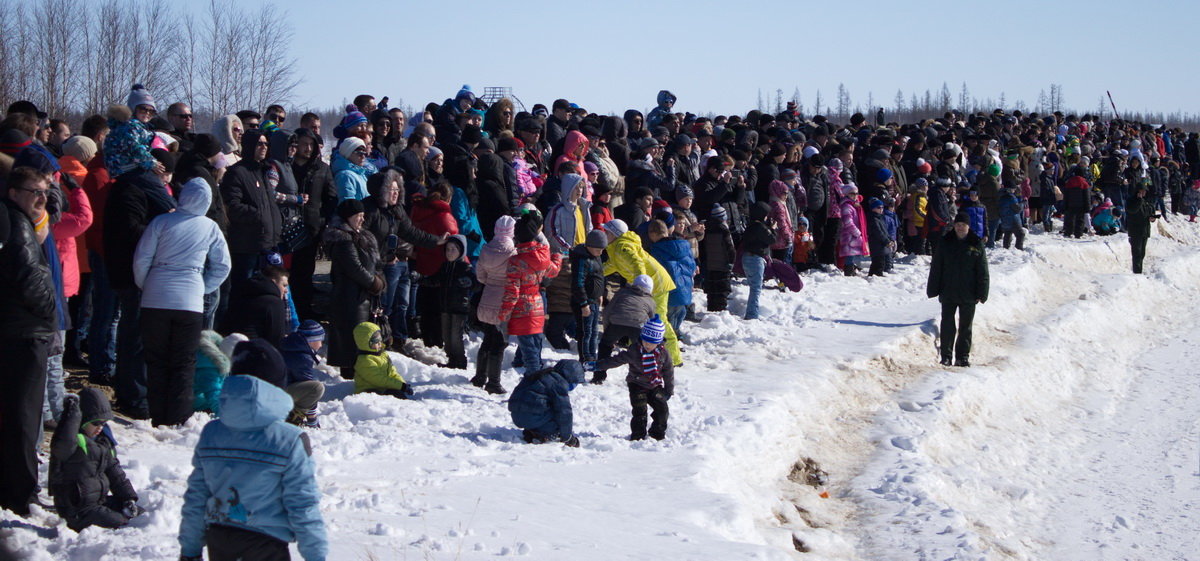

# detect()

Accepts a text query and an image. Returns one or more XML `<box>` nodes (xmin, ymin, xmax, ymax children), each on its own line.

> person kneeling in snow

<box><xmin>179</xmin><ymin>339</ymin><xmax>327</xmax><ymax>561</ymax></box>
<box><xmin>49</xmin><ymin>388</ymin><xmax>143</xmax><ymax>531</ymax></box>
<box><xmin>508</xmin><ymin>360</ymin><xmax>586</xmax><ymax>447</ymax></box>
<box><xmin>353</xmin><ymin>321</ymin><xmax>413</xmax><ymax>399</ymax></box>
<box><xmin>592</xmin><ymin>315</ymin><xmax>675</xmax><ymax>441</ymax></box>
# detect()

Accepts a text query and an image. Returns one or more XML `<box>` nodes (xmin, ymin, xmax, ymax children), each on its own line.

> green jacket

<box><xmin>1125</xmin><ymin>195</ymin><xmax>1155</xmax><ymax>239</ymax></box>
<box><xmin>353</xmin><ymin>322</ymin><xmax>408</xmax><ymax>393</ymax></box>
<box><xmin>927</xmin><ymin>230</ymin><xmax>989</xmax><ymax>305</ymax></box>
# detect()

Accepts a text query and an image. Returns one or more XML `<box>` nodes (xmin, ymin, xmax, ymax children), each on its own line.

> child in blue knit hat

<box><xmin>279</xmin><ymin>320</ymin><xmax>327</xmax><ymax>428</ymax></box>
<box><xmin>591</xmin><ymin>315</ymin><xmax>675</xmax><ymax>441</ymax></box>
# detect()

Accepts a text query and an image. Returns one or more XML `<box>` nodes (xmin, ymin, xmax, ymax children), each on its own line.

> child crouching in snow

<box><xmin>49</xmin><ymin>388</ymin><xmax>144</xmax><ymax>531</ymax></box>
<box><xmin>508</xmin><ymin>360</ymin><xmax>585</xmax><ymax>447</ymax></box>
<box><xmin>353</xmin><ymin>321</ymin><xmax>413</xmax><ymax>399</ymax></box>
<box><xmin>592</xmin><ymin>315</ymin><xmax>674</xmax><ymax>441</ymax></box>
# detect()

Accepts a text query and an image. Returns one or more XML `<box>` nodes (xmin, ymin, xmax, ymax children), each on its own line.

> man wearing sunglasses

<box><xmin>0</xmin><ymin>167</ymin><xmax>57</xmax><ymax>516</ymax></box>
<box><xmin>167</xmin><ymin>102</ymin><xmax>196</xmax><ymax>153</ymax></box>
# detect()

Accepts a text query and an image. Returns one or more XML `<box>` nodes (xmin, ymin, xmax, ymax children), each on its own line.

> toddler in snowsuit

<box><xmin>49</xmin><ymin>388</ymin><xmax>143</xmax><ymax>531</ymax></box>
<box><xmin>593</xmin><ymin>315</ymin><xmax>675</xmax><ymax>441</ymax></box>
<box><xmin>432</xmin><ymin>235</ymin><xmax>475</xmax><ymax>369</ymax></box>
<box><xmin>179</xmin><ymin>339</ymin><xmax>327</xmax><ymax>561</ymax></box>
<box><xmin>571</xmin><ymin>229</ymin><xmax>608</xmax><ymax>365</ymax></box>
<box><xmin>702</xmin><ymin>205</ymin><xmax>735</xmax><ymax>311</ymax></box>
<box><xmin>508</xmin><ymin>360</ymin><xmax>586</xmax><ymax>447</ymax></box>
<box><xmin>960</xmin><ymin>190</ymin><xmax>988</xmax><ymax>241</ymax></box>
<box><xmin>998</xmin><ymin>187</ymin><xmax>1026</xmax><ymax>249</ymax></box>
<box><xmin>353</xmin><ymin>321</ymin><xmax>413</xmax><ymax>398</ymax></box>
<box><xmin>280</xmin><ymin>320</ymin><xmax>329</xmax><ymax>428</ymax></box>
<box><xmin>865</xmin><ymin>198</ymin><xmax>892</xmax><ymax>277</ymax></box>
<box><xmin>883</xmin><ymin>198</ymin><xmax>899</xmax><ymax>271</ymax></box>
<box><xmin>594</xmin><ymin>274</ymin><xmax>656</xmax><ymax>384</ymax></box>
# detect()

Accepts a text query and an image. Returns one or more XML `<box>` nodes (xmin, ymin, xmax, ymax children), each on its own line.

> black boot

<box><xmin>470</xmin><ymin>349</ymin><xmax>488</xmax><ymax>387</ymax></box>
<box><xmin>954</xmin><ymin>357</ymin><xmax>970</xmax><ymax>367</ymax></box>
<box><xmin>590</xmin><ymin>371</ymin><xmax>607</xmax><ymax>385</ymax></box>
<box><xmin>484</xmin><ymin>351</ymin><xmax>505</xmax><ymax>394</ymax></box>
<box><xmin>939</xmin><ymin>356</ymin><xmax>953</xmax><ymax>367</ymax></box>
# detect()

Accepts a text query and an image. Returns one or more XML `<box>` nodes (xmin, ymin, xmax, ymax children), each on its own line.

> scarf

<box><xmin>642</xmin><ymin>346</ymin><xmax>663</xmax><ymax>388</ymax></box>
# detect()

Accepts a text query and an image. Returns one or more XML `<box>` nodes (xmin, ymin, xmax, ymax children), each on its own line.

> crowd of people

<box><xmin>0</xmin><ymin>81</ymin><xmax>1190</xmax><ymax>560</ymax></box>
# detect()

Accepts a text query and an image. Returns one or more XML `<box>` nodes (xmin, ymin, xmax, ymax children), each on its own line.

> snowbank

<box><xmin>4</xmin><ymin>221</ymin><xmax>1199</xmax><ymax>560</ymax></box>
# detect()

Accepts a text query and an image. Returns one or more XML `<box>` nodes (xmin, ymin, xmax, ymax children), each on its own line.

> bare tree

<box><xmin>938</xmin><ymin>82</ymin><xmax>952</xmax><ymax>112</ymax></box>
<box><xmin>813</xmin><ymin>89</ymin><xmax>823</xmax><ymax>116</ymax></box>
<box><xmin>835</xmin><ymin>83</ymin><xmax>850</xmax><ymax>118</ymax></box>
<box><xmin>958</xmin><ymin>82</ymin><xmax>970</xmax><ymax>111</ymax></box>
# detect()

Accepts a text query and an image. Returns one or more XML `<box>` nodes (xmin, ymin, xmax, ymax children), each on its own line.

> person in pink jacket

<box><xmin>768</xmin><ymin>179</ymin><xmax>793</xmax><ymax>263</ymax></box>
<box><xmin>838</xmin><ymin>183</ymin><xmax>867</xmax><ymax>276</ymax></box>
<box><xmin>473</xmin><ymin>215</ymin><xmax>517</xmax><ymax>394</ymax></box>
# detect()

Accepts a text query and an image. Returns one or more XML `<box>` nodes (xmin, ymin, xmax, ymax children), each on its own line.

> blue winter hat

<box><xmin>711</xmin><ymin>204</ymin><xmax>728</xmax><ymax>222</ymax></box>
<box><xmin>455</xmin><ymin>84</ymin><xmax>475</xmax><ymax>103</ymax></box>
<box><xmin>641</xmin><ymin>315</ymin><xmax>666</xmax><ymax>345</ymax></box>
<box><xmin>876</xmin><ymin>167</ymin><xmax>893</xmax><ymax>183</ymax></box>
<box><xmin>298</xmin><ymin>320</ymin><xmax>325</xmax><ymax>343</ymax></box>
<box><xmin>867</xmin><ymin>197</ymin><xmax>885</xmax><ymax>209</ymax></box>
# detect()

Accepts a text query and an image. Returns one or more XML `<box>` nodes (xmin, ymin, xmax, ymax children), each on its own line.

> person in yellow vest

<box><xmin>600</xmin><ymin>219</ymin><xmax>681</xmax><ymax>365</ymax></box>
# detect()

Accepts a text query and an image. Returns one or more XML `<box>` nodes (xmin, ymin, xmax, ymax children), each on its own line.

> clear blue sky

<box><xmin>232</xmin><ymin>0</ymin><xmax>1197</xmax><ymax>116</ymax></box>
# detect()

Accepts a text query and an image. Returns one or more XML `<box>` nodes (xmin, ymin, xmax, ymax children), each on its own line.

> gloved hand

<box><xmin>63</xmin><ymin>393</ymin><xmax>80</xmax><ymax>410</ymax></box>
<box><xmin>562</xmin><ymin>435</ymin><xmax>580</xmax><ymax>448</ymax></box>
<box><xmin>122</xmin><ymin>500</ymin><xmax>145</xmax><ymax>518</ymax></box>
<box><xmin>400</xmin><ymin>383</ymin><xmax>415</xmax><ymax>399</ymax></box>
<box><xmin>465</xmin><ymin>231</ymin><xmax>482</xmax><ymax>243</ymax></box>
<box><xmin>583</xmin><ymin>361</ymin><xmax>596</xmax><ymax>372</ymax></box>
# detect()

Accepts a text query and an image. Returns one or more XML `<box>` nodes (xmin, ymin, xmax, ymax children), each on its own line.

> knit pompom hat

<box><xmin>641</xmin><ymin>315</ymin><xmax>666</xmax><ymax>345</ymax></box>
<box><xmin>126</xmin><ymin>83</ymin><xmax>156</xmax><ymax>111</ymax></box>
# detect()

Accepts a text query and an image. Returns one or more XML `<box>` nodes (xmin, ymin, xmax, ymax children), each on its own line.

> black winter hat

<box><xmin>953</xmin><ymin>211</ymin><xmax>971</xmax><ymax>224</ymax></box>
<box><xmin>461</xmin><ymin>125</ymin><xmax>483</xmax><ymax>144</ymax></box>
<box><xmin>514</xmin><ymin>211</ymin><xmax>543</xmax><ymax>244</ymax></box>
<box><xmin>337</xmin><ymin>198</ymin><xmax>365</xmax><ymax>221</ymax></box>
<box><xmin>193</xmin><ymin>133</ymin><xmax>222</xmax><ymax>159</ymax></box>
<box><xmin>231</xmin><ymin>339</ymin><xmax>287</xmax><ymax>389</ymax></box>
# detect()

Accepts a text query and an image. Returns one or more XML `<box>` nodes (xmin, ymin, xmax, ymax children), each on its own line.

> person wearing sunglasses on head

<box><xmin>0</xmin><ymin>167</ymin><xmax>57</xmax><ymax>516</ymax></box>
<box><xmin>48</xmin><ymin>388</ymin><xmax>144</xmax><ymax>531</ymax></box>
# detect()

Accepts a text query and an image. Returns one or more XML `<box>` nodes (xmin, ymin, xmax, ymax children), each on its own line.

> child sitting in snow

<box><xmin>1092</xmin><ymin>199</ymin><xmax>1119</xmax><ymax>236</ymax></box>
<box><xmin>508</xmin><ymin>360</ymin><xmax>586</xmax><ymax>447</ymax></box>
<box><xmin>592</xmin><ymin>315</ymin><xmax>675</xmax><ymax>441</ymax></box>
<box><xmin>49</xmin><ymin>388</ymin><xmax>144</xmax><ymax>531</ymax></box>
<box><xmin>194</xmin><ymin>330</ymin><xmax>232</xmax><ymax>414</ymax></box>
<box><xmin>353</xmin><ymin>321</ymin><xmax>413</xmax><ymax>399</ymax></box>
<box><xmin>280</xmin><ymin>320</ymin><xmax>329</xmax><ymax>428</ymax></box>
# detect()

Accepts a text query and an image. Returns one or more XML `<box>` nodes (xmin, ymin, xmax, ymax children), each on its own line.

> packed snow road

<box><xmin>3</xmin><ymin>221</ymin><xmax>1198</xmax><ymax>561</ymax></box>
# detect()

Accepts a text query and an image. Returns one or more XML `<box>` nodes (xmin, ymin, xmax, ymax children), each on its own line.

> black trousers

<box><xmin>0</xmin><ymin>336</ymin><xmax>50</xmax><ymax>515</ymax></box>
<box><xmin>940</xmin><ymin>301</ymin><xmax>976</xmax><ymax>361</ymax></box>
<box><xmin>629</xmin><ymin>385</ymin><xmax>669</xmax><ymax>440</ymax></box>
<box><xmin>1063</xmin><ymin>210</ymin><xmax>1088</xmax><ymax>238</ymax></box>
<box><xmin>290</xmin><ymin>239</ymin><xmax>320</xmax><ymax>320</ymax></box>
<box><xmin>1130</xmin><ymin>235</ymin><xmax>1148</xmax><ymax>274</ymax></box>
<box><xmin>62</xmin><ymin>495</ymin><xmax>130</xmax><ymax>532</ymax></box>
<box><xmin>440</xmin><ymin>312</ymin><xmax>467</xmax><ymax>368</ymax></box>
<box><xmin>817</xmin><ymin>216</ymin><xmax>841</xmax><ymax>264</ymax></box>
<box><xmin>596</xmin><ymin>325</ymin><xmax>642</xmax><ymax>381</ymax></box>
<box><xmin>416</xmin><ymin>285</ymin><xmax>443</xmax><ymax>348</ymax></box>
<box><xmin>207</xmin><ymin>524</ymin><xmax>290</xmax><ymax>561</ymax></box>
<box><xmin>473</xmin><ymin>323</ymin><xmax>507</xmax><ymax>388</ymax></box>
<box><xmin>141</xmin><ymin>308</ymin><xmax>203</xmax><ymax>427</ymax></box>
<box><xmin>704</xmin><ymin>269</ymin><xmax>732</xmax><ymax>312</ymax></box>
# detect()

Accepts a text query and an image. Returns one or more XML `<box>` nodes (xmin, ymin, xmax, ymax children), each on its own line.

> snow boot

<box><xmin>939</xmin><ymin>356</ymin><xmax>953</xmax><ymax>367</ymax></box>
<box><xmin>954</xmin><ymin>357</ymin><xmax>970</xmax><ymax>367</ymax></box>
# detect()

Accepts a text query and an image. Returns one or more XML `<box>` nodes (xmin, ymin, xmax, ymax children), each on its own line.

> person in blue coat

<box><xmin>648</xmin><ymin>221</ymin><xmax>695</xmax><ymax>337</ymax></box>
<box><xmin>179</xmin><ymin>339</ymin><xmax>327</xmax><ymax>561</ymax></box>
<box><xmin>507</xmin><ymin>360</ymin><xmax>585</xmax><ymax>447</ymax></box>
<box><xmin>133</xmin><ymin>177</ymin><xmax>231</xmax><ymax>426</ymax></box>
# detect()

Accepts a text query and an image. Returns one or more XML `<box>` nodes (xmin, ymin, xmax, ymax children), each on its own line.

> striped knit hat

<box><xmin>298</xmin><ymin>320</ymin><xmax>325</xmax><ymax>343</ymax></box>
<box><xmin>641</xmin><ymin>315</ymin><xmax>666</xmax><ymax>345</ymax></box>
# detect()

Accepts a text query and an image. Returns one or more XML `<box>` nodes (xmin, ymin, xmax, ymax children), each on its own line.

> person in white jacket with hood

<box><xmin>133</xmin><ymin>177</ymin><xmax>231</xmax><ymax>427</ymax></box>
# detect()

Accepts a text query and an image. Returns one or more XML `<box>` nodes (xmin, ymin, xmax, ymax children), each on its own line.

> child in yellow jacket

<box><xmin>353</xmin><ymin>322</ymin><xmax>413</xmax><ymax>398</ymax></box>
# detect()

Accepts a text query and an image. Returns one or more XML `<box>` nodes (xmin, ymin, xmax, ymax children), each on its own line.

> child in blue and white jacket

<box><xmin>179</xmin><ymin>339</ymin><xmax>327</xmax><ymax>561</ymax></box>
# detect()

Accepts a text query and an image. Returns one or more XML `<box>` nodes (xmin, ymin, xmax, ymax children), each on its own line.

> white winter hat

<box><xmin>219</xmin><ymin>333</ymin><xmax>249</xmax><ymax>359</ymax></box>
<box><xmin>633</xmin><ymin>274</ymin><xmax>654</xmax><ymax>293</ymax></box>
<box><xmin>604</xmin><ymin>218</ymin><xmax>629</xmax><ymax>238</ymax></box>
<box><xmin>338</xmin><ymin>137</ymin><xmax>366</xmax><ymax>161</ymax></box>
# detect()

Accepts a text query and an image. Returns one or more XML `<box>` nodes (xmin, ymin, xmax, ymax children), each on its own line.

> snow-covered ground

<box><xmin>5</xmin><ymin>219</ymin><xmax>1200</xmax><ymax>561</ymax></box>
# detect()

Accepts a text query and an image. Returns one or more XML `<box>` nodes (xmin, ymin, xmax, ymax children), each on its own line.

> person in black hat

<box><xmin>927</xmin><ymin>212</ymin><xmax>989</xmax><ymax>367</ymax></box>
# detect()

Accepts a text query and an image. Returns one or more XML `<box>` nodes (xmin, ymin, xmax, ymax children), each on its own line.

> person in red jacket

<box><xmin>410</xmin><ymin>181</ymin><xmax>459</xmax><ymax>348</ymax></box>
<box><xmin>499</xmin><ymin>208</ymin><xmax>562</xmax><ymax>374</ymax></box>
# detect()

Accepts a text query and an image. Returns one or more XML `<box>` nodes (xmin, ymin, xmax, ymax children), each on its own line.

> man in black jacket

<box><xmin>290</xmin><ymin>128</ymin><xmax>334</xmax><ymax>320</ymax></box>
<box><xmin>0</xmin><ymin>167</ymin><xmax>58</xmax><ymax>516</ymax></box>
<box><xmin>220</xmin><ymin>130</ymin><xmax>282</xmax><ymax>285</ymax></box>
<box><xmin>927</xmin><ymin>212</ymin><xmax>989</xmax><ymax>367</ymax></box>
